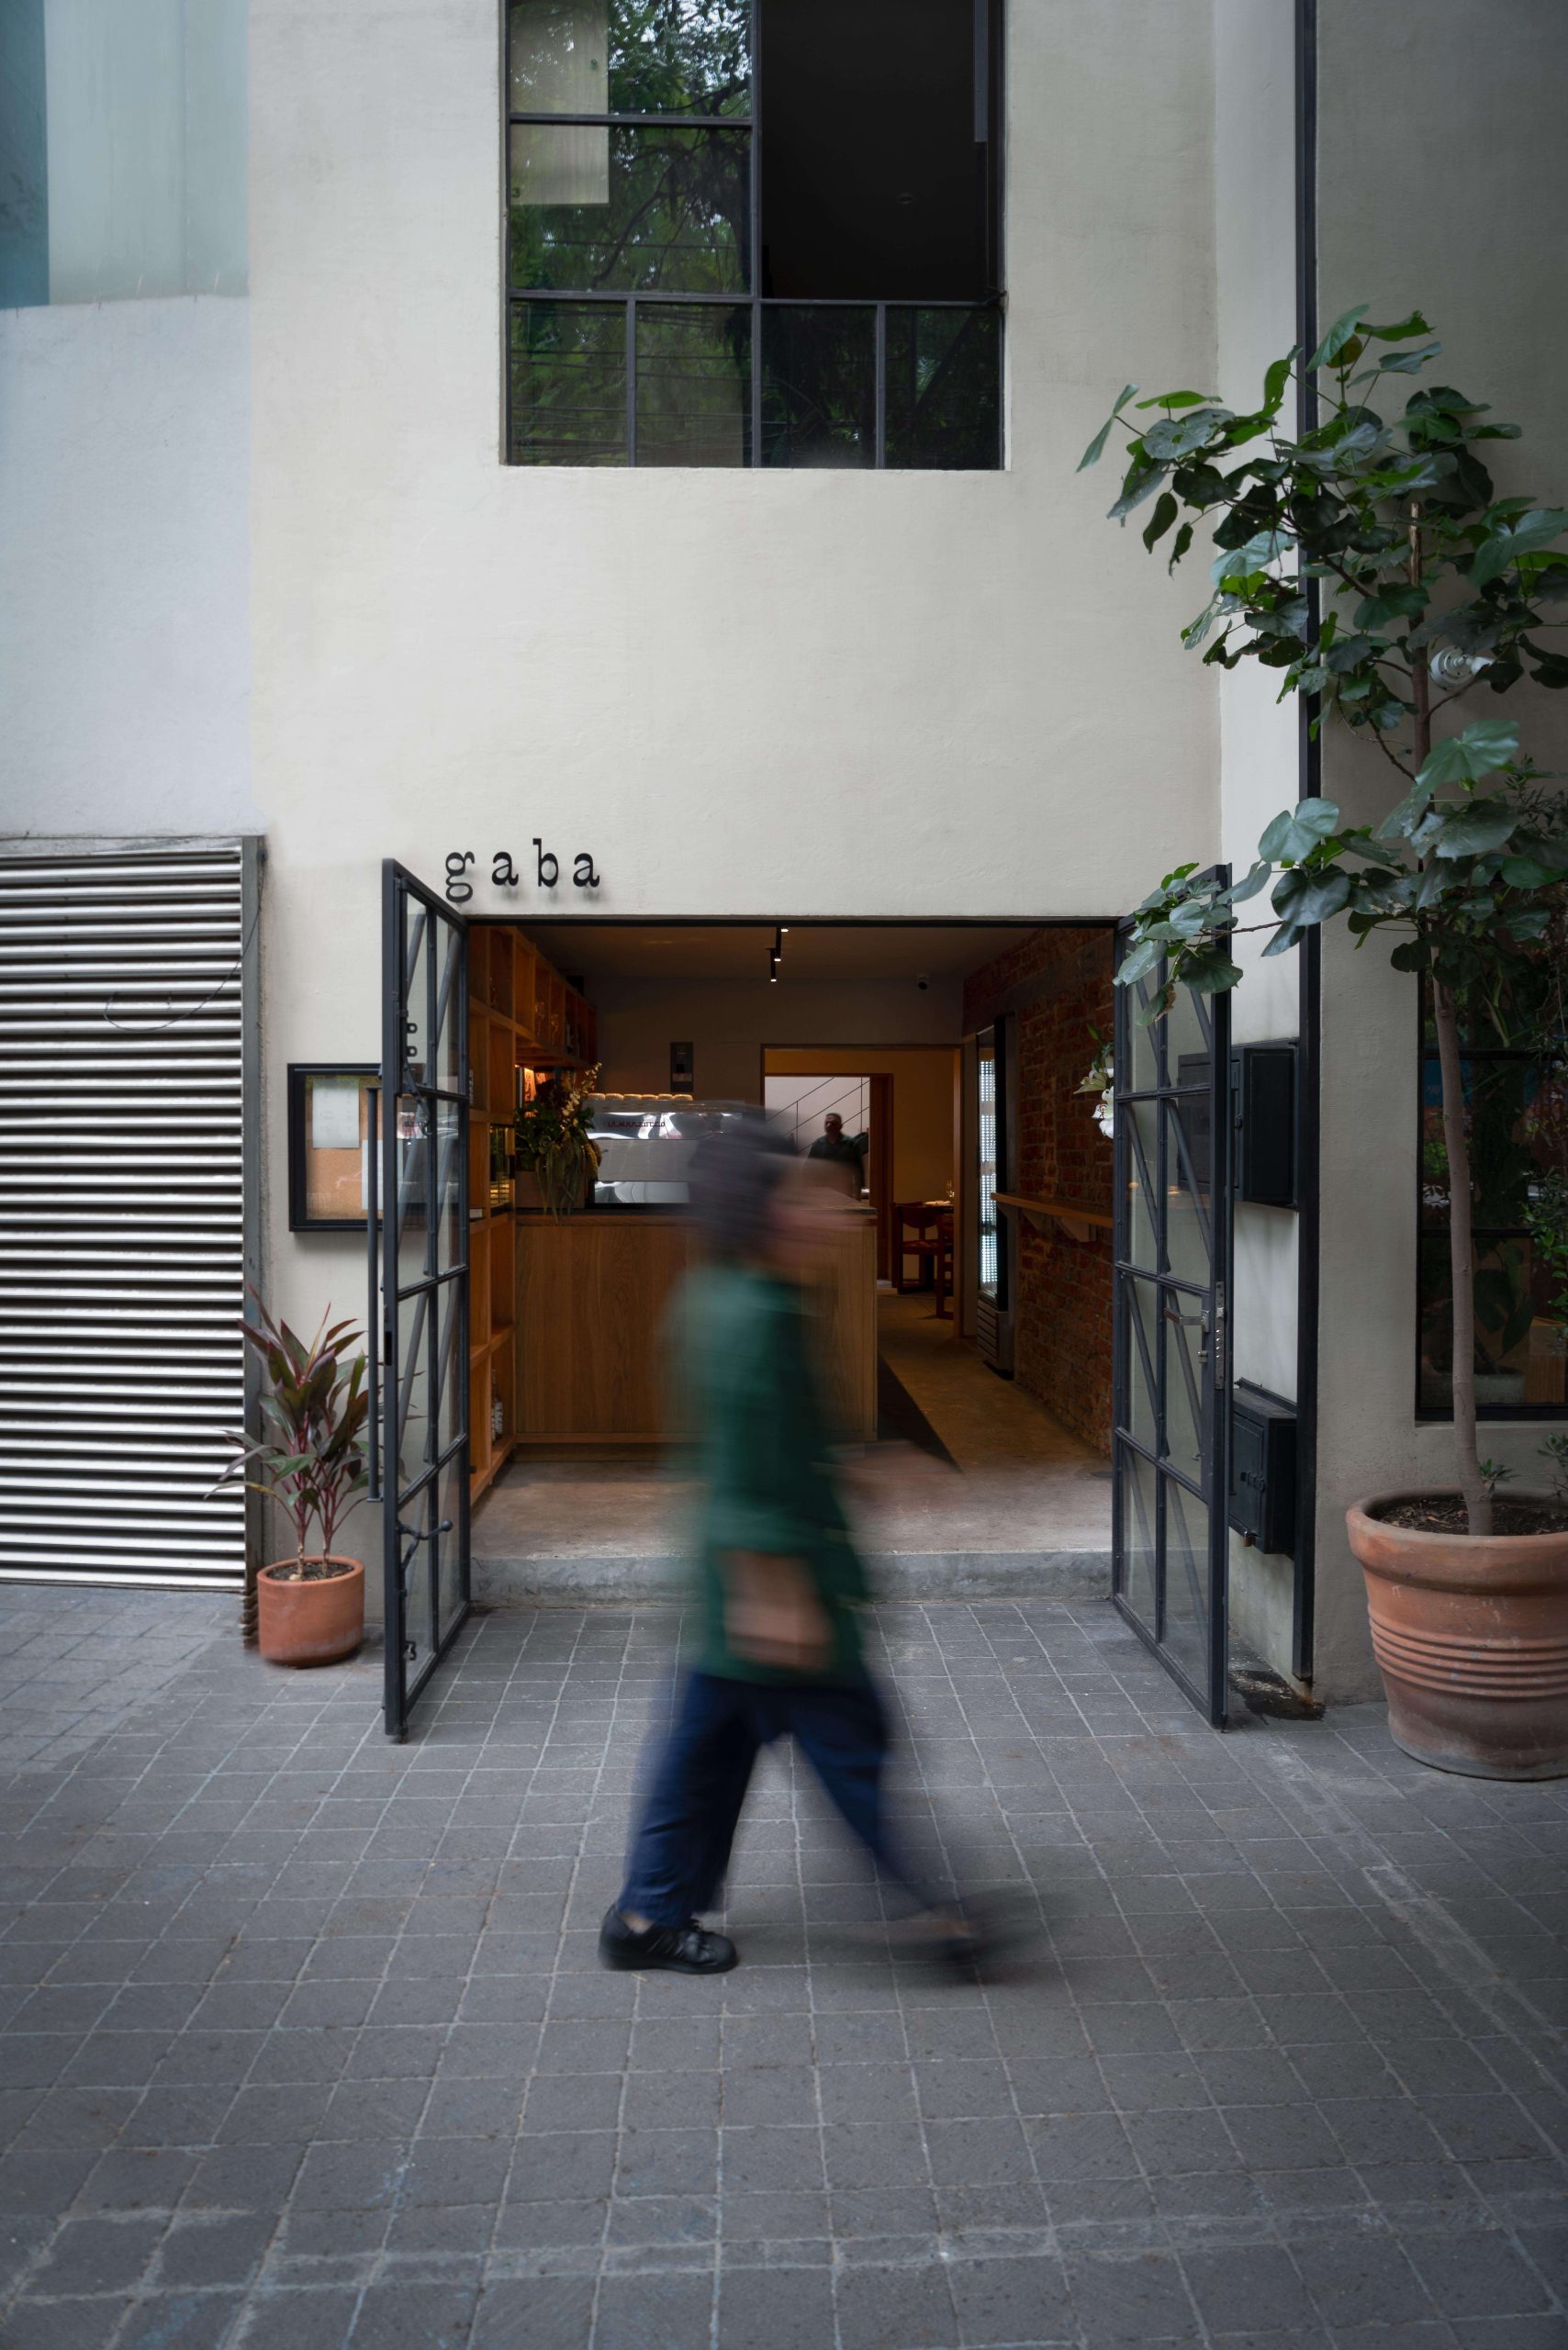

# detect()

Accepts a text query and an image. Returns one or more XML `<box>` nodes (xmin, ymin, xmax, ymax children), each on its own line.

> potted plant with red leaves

<box><xmin>216</xmin><ymin>1298</ymin><xmax>371</xmax><ymax>1664</ymax></box>
<box><xmin>1082</xmin><ymin>305</ymin><xmax>1568</xmax><ymax>1777</ymax></box>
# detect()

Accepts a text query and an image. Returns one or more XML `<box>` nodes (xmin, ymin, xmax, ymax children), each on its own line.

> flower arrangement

<box><xmin>1076</xmin><ymin>1025</ymin><xmax>1115</xmax><ymax>1140</ymax></box>
<box><xmin>516</xmin><ymin>1063</ymin><xmax>601</xmax><ymax>1220</ymax></box>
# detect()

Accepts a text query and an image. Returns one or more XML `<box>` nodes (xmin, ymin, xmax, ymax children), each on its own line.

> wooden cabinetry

<box><xmin>513</xmin><ymin>1207</ymin><xmax>878</xmax><ymax>1446</ymax></box>
<box><xmin>466</xmin><ymin>926</ymin><xmax>597</xmax><ymax>1501</ymax></box>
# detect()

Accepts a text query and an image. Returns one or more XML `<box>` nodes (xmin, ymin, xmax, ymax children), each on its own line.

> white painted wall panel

<box><xmin>0</xmin><ymin>296</ymin><xmax>252</xmax><ymax>837</ymax></box>
<box><xmin>250</xmin><ymin>0</ymin><xmax>1226</xmax><ymax>1347</ymax></box>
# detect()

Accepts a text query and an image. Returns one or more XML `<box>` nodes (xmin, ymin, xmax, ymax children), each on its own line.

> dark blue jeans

<box><xmin>619</xmin><ymin>1671</ymin><xmax>930</xmax><ymax>1928</ymax></box>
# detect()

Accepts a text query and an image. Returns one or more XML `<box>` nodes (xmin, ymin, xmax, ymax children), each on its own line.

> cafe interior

<box><xmin>465</xmin><ymin>919</ymin><xmax>1118</xmax><ymax>1589</ymax></box>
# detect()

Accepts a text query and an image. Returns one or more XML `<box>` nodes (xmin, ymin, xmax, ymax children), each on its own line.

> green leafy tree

<box><xmin>1081</xmin><ymin>306</ymin><xmax>1568</xmax><ymax>1534</ymax></box>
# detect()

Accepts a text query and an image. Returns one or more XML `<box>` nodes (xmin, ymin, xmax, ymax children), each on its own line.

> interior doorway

<box><xmin>464</xmin><ymin>917</ymin><xmax>1119</xmax><ymax>1605</ymax></box>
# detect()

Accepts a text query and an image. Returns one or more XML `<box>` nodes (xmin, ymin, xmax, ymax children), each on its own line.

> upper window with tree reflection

<box><xmin>509</xmin><ymin>2</ymin><xmax>750</xmax><ymax>118</ymax></box>
<box><xmin>505</xmin><ymin>0</ymin><xmax>1002</xmax><ymax>469</ymax></box>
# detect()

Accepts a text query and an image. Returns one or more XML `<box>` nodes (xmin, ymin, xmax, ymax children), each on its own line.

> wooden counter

<box><xmin>514</xmin><ymin>1209</ymin><xmax>878</xmax><ymax>1443</ymax></box>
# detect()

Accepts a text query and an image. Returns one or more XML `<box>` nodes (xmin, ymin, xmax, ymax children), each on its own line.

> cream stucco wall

<box><xmin>17</xmin><ymin>4</ymin><xmax>1557</xmax><ymax>1705</ymax></box>
<box><xmin>0</xmin><ymin>295</ymin><xmax>252</xmax><ymax>835</ymax></box>
<box><xmin>252</xmin><ymin>0</ymin><xmax>1220</xmax><ymax>912</ymax></box>
<box><xmin>1307</xmin><ymin>0</ymin><xmax>1568</xmax><ymax>1695</ymax></box>
<box><xmin>250</xmin><ymin>0</ymin><xmax>1225</xmax><ymax>1353</ymax></box>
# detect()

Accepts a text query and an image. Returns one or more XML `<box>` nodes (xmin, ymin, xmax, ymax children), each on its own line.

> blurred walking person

<box><xmin>600</xmin><ymin>1123</ymin><xmax>980</xmax><ymax>1978</ymax></box>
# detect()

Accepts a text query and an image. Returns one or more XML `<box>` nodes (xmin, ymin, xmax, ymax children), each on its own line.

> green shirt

<box><xmin>676</xmin><ymin>1262</ymin><xmax>868</xmax><ymax>1684</ymax></box>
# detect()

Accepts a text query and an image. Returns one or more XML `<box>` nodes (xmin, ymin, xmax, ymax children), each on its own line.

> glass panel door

<box><xmin>1111</xmin><ymin>909</ymin><xmax>1234</xmax><ymax>1725</ymax></box>
<box><xmin>376</xmin><ymin>862</ymin><xmax>470</xmax><ymax>1740</ymax></box>
<box><xmin>977</xmin><ymin>1024</ymin><xmax>1002</xmax><ymax>1302</ymax></box>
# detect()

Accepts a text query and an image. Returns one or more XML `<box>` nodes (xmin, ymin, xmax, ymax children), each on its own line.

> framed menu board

<box><xmin>287</xmin><ymin>1064</ymin><xmax>378</xmax><ymax>1231</ymax></box>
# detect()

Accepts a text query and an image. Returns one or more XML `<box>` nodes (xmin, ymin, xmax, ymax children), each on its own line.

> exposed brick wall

<box><xmin>964</xmin><ymin>930</ymin><xmax>1115</xmax><ymax>1451</ymax></box>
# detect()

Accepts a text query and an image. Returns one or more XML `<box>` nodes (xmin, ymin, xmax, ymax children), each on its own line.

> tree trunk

<box><xmin>1431</xmin><ymin>979</ymin><xmax>1488</xmax><ymax>1534</ymax></box>
<box><xmin>1410</xmin><ymin>561</ymin><xmax>1495</xmax><ymax>1541</ymax></box>
<box><xmin>1408</xmin><ymin>504</ymin><xmax>1486</xmax><ymax>1535</ymax></box>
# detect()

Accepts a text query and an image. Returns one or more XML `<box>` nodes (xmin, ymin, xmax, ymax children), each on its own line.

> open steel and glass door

<box><xmin>1112</xmin><ymin>915</ymin><xmax>1234</xmax><ymax>1724</ymax></box>
<box><xmin>373</xmin><ymin>861</ymin><xmax>469</xmax><ymax>1740</ymax></box>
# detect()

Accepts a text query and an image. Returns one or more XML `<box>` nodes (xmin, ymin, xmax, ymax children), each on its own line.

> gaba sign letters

<box><xmin>444</xmin><ymin>842</ymin><xmax>601</xmax><ymax>905</ymax></box>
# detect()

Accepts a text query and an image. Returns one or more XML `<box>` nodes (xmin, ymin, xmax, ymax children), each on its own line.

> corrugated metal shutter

<box><xmin>0</xmin><ymin>843</ymin><xmax>250</xmax><ymax>1589</ymax></box>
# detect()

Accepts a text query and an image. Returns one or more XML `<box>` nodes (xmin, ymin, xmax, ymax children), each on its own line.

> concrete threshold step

<box><xmin>471</xmin><ymin>1550</ymin><xmax>1112</xmax><ymax>1607</ymax></box>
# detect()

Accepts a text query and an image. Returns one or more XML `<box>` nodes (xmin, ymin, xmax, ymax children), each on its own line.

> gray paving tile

<box><xmin>231</xmin><ymin>2286</ymin><xmax>362</xmax><ymax>2348</ymax></box>
<box><xmin>1</xmin><ymin>1595</ymin><xmax>1565</xmax><ymax>2350</ymax></box>
<box><xmin>593</xmin><ymin>2270</ymin><xmax>714</xmax><ymax>2348</ymax></box>
<box><xmin>116</xmin><ymin>2289</ymin><xmax>250</xmax><ymax>2350</ymax></box>
<box><xmin>835</xmin><ymin>2261</ymin><xmax>958</xmax><ymax>2350</ymax></box>
<box><xmin>1064</xmin><ymin>2249</ymin><xmax>1201</xmax><ymax>2344</ymax></box>
<box><xmin>30</xmin><ymin>2211</ymin><xmax>167</xmax><ymax>2294</ymax></box>
<box><xmin>1293</xmin><ymin>2235</ymin><xmax>1440</xmax><ymax>2329</ymax></box>
<box><xmin>0</xmin><ymin>2293</ymin><xmax>129</xmax><ymax>2349</ymax></box>
<box><xmin>346</xmin><ymin>2280</ymin><xmax>480</xmax><ymax>2347</ymax></box>
<box><xmin>822</xmin><ymin>2120</ymin><xmax>934</xmax><ymax>2192</ymax></box>
<box><xmin>156</xmin><ymin>2207</ymin><xmax>275</xmax><ymax>2287</ymax></box>
<box><xmin>1404</xmin><ymin>2232</ymin><xmax>1556</xmax><ymax>2320</ymax></box>
<box><xmin>948</xmin><ymin>2251</ymin><xmax>1075</xmax><ymax>2344</ymax></box>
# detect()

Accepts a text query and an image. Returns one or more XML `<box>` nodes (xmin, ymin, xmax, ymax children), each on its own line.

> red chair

<box><xmin>894</xmin><ymin>1203</ymin><xmax>953</xmax><ymax>1315</ymax></box>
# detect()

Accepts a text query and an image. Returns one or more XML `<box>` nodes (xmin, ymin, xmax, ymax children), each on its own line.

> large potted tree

<box><xmin>1081</xmin><ymin>306</ymin><xmax>1568</xmax><ymax>1777</ymax></box>
<box><xmin>217</xmin><ymin>1298</ymin><xmax>371</xmax><ymax>1664</ymax></box>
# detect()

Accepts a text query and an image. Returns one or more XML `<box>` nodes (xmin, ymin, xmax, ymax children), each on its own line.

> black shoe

<box><xmin>599</xmin><ymin>1907</ymin><xmax>738</xmax><ymax>1975</ymax></box>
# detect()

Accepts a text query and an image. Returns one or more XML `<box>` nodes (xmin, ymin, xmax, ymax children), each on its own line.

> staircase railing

<box><xmin>765</xmin><ymin>1075</ymin><xmax>868</xmax><ymax>1145</ymax></box>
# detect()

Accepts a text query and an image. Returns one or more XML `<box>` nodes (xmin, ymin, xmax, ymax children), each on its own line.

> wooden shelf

<box><xmin>467</xmin><ymin>925</ymin><xmax>597</xmax><ymax>1110</ymax></box>
<box><xmin>995</xmin><ymin>1192</ymin><xmax>1114</xmax><ymax>1244</ymax></box>
<box><xmin>465</xmin><ymin>923</ymin><xmax>598</xmax><ymax>1504</ymax></box>
<box><xmin>469</xmin><ymin>1442</ymin><xmax>513</xmax><ymax>1505</ymax></box>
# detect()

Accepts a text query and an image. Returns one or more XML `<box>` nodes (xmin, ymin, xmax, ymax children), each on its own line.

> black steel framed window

<box><xmin>1417</xmin><ymin>989</ymin><xmax>1567</xmax><ymax>1422</ymax></box>
<box><xmin>504</xmin><ymin>0</ymin><xmax>1003</xmax><ymax>468</ymax></box>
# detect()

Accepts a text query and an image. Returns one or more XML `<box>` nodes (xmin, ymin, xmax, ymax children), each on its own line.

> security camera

<box><xmin>916</xmin><ymin>973</ymin><xmax>930</xmax><ymax>991</ymax></box>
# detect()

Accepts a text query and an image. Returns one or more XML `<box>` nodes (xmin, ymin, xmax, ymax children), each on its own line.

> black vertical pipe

<box><xmin>749</xmin><ymin>0</ymin><xmax>763</xmax><ymax>464</ymax></box>
<box><xmin>1293</xmin><ymin>0</ymin><xmax>1321</xmax><ymax>1684</ymax></box>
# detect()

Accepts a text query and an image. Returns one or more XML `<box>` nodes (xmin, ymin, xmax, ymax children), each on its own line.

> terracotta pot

<box><xmin>256</xmin><ymin>1556</ymin><xmax>364</xmax><ymax>1666</ymax></box>
<box><xmin>1347</xmin><ymin>1494</ymin><xmax>1568</xmax><ymax>1780</ymax></box>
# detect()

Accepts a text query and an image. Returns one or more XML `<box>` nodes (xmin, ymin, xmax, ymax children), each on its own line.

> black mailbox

<box><xmin>1232</xmin><ymin>1042</ymin><xmax>1298</xmax><ymax>1208</ymax></box>
<box><xmin>1230</xmin><ymin>1382</ymin><xmax>1297</xmax><ymax>1555</ymax></box>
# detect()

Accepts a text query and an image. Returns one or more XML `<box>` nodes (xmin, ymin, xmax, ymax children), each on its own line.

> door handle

<box><xmin>1164</xmin><ymin>1304</ymin><xmax>1212</xmax><ymax>1372</ymax></box>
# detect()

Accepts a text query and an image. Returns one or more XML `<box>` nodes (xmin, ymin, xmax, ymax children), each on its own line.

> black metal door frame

<box><xmin>1111</xmin><ymin>911</ymin><xmax>1235</xmax><ymax>1726</ymax></box>
<box><xmin>371</xmin><ymin>861</ymin><xmax>470</xmax><ymax>1740</ymax></box>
